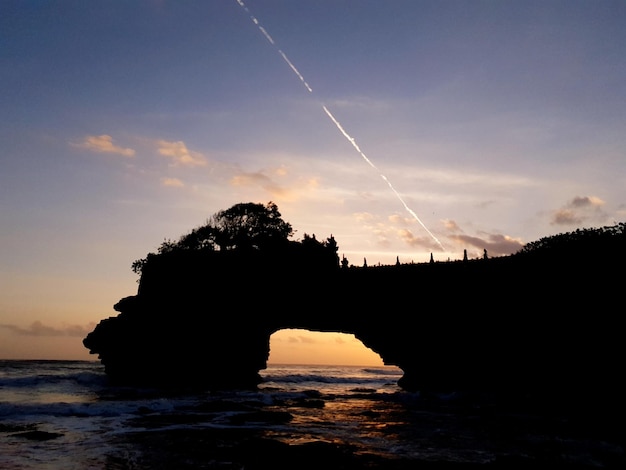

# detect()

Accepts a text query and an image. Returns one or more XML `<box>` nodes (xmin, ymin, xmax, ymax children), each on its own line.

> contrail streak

<box><xmin>237</xmin><ymin>0</ymin><xmax>313</xmax><ymax>93</ymax></box>
<box><xmin>240</xmin><ymin>1</ymin><xmax>274</xmax><ymax>44</ymax></box>
<box><xmin>235</xmin><ymin>0</ymin><xmax>446</xmax><ymax>252</ymax></box>
<box><xmin>322</xmin><ymin>106</ymin><xmax>446</xmax><ymax>251</ymax></box>
<box><xmin>279</xmin><ymin>50</ymin><xmax>313</xmax><ymax>93</ymax></box>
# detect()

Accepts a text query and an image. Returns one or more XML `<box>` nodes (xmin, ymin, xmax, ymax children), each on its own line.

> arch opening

<box><xmin>267</xmin><ymin>328</ymin><xmax>384</xmax><ymax>367</ymax></box>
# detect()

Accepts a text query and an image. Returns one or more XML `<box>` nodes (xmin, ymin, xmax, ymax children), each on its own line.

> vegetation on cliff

<box><xmin>516</xmin><ymin>221</ymin><xmax>625</xmax><ymax>257</ymax></box>
<box><xmin>131</xmin><ymin>200</ymin><xmax>625</xmax><ymax>278</ymax></box>
<box><xmin>131</xmin><ymin>201</ymin><xmax>339</xmax><ymax>278</ymax></box>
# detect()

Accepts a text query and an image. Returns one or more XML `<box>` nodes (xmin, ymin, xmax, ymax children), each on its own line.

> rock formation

<box><xmin>84</xmin><ymin>223</ymin><xmax>625</xmax><ymax>407</ymax></box>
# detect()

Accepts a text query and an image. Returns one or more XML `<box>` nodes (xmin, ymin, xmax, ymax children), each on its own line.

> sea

<box><xmin>0</xmin><ymin>360</ymin><xmax>623</xmax><ymax>469</ymax></box>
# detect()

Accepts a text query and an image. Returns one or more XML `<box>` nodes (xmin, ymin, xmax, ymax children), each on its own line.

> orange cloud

<box><xmin>397</xmin><ymin>228</ymin><xmax>441</xmax><ymax>250</ymax></box>
<box><xmin>157</xmin><ymin>139</ymin><xmax>207</xmax><ymax>167</ymax></box>
<box><xmin>353</xmin><ymin>212</ymin><xmax>374</xmax><ymax>223</ymax></box>
<box><xmin>161</xmin><ymin>177</ymin><xmax>184</xmax><ymax>187</ymax></box>
<box><xmin>442</xmin><ymin>219</ymin><xmax>462</xmax><ymax>232</ymax></box>
<box><xmin>1</xmin><ymin>321</ymin><xmax>95</xmax><ymax>337</ymax></box>
<box><xmin>72</xmin><ymin>134</ymin><xmax>135</xmax><ymax>156</ymax></box>
<box><xmin>229</xmin><ymin>169</ymin><xmax>316</xmax><ymax>202</ymax></box>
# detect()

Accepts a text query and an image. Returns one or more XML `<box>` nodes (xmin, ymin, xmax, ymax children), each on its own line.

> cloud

<box><xmin>157</xmin><ymin>139</ymin><xmax>207</xmax><ymax>167</ymax></box>
<box><xmin>352</xmin><ymin>211</ymin><xmax>442</xmax><ymax>251</ymax></box>
<box><xmin>363</xmin><ymin>222</ymin><xmax>391</xmax><ymax>248</ymax></box>
<box><xmin>442</xmin><ymin>219</ymin><xmax>462</xmax><ymax>232</ymax></box>
<box><xmin>448</xmin><ymin>232</ymin><xmax>524</xmax><ymax>257</ymax></box>
<box><xmin>552</xmin><ymin>210</ymin><xmax>581</xmax><ymax>225</ymax></box>
<box><xmin>439</xmin><ymin>220</ymin><xmax>524</xmax><ymax>258</ymax></box>
<box><xmin>570</xmin><ymin>196</ymin><xmax>604</xmax><ymax>208</ymax></box>
<box><xmin>353</xmin><ymin>212</ymin><xmax>375</xmax><ymax>223</ymax></box>
<box><xmin>72</xmin><ymin>134</ymin><xmax>135</xmax><ymax>156</ymax></box>
<box><xmin>275</xmin><ymin>166</ymin><xmax>288</xmax><ymax>177</ymax></box>
<box><xmin>377</xmin><ymin>213</ymin><xmax>443</xmax><ymax>251</ymax></box>
<box><xmin>551</xmin><ymin>195</ymin><xmax>607</xmax><ymax>226</ymax></box>
<box><xmin>230</xmin><ymin>168</ymin><xmax>317</xmax><ymax>201</ymax></box>
<box><xmin>1</xmin><ymin>321</ymin><xmax>95</xmax><ymax>337</ymax></box>
<box><xmin>388</xmin><ymin>214</ymin><xmax>413</xmax><ymax>225</ymax></box>
<box><xmin>397</xmin><ymin>228</ymin><xmax>441</xmax><ymax>251</ymax></box>
<box><xmin>231</xmin><ymin>171</ymin><xmax>283</xmax><ymax>193</ymax></box>
<box><xmin>284</xmin><ymin>335</ymin><xmax>317</xmax><ymax>344</ymax></box>
<box><xmin>161</xmin><ymin>177</ymin><xmax>184</xmax><ymax>187</ymax></box>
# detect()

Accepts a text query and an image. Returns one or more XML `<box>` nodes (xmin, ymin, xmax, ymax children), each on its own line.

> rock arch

<box><xmin>84</xmin><ymin>241</ymin><xmax>624</xmax><ymax>399</ymax></box>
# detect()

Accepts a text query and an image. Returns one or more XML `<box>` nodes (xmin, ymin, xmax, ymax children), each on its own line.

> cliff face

<box><xmin>84</xmin><ymin>231</ymin><xmax>624</xmax><ymax>400</ymax></box>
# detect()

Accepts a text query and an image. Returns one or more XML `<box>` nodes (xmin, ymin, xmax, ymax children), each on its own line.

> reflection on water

<box><xmin>1</xmin><ymin>361</ymin><xmax>623</xmax><ymax>469</ymax></box>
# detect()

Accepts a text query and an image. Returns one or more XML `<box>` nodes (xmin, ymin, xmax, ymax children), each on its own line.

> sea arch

<box><xmin>84</xmin><ymin>233</ymin><xmax>626</xmax><ymax>395</ymax></box>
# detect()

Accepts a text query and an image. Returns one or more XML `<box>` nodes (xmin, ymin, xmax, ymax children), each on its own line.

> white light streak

<box><xmin>239</xmin><ymin>0</ymin><xmax>275</xmax><ymax>44</ymax></box>
<box><xmin>258</xmin><ymin>27</ymin><xmax>275</xmax><ymax>44</ymax></box>
<box><xmin>279</xmin><ymin>50</ymin><xmax>313</xmax><ymax>93</ymax></box>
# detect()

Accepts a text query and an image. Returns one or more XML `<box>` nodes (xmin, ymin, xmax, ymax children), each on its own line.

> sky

<box><xmin>1</xmin><ymin>0</ymin><xmax>625</xmax><ymax>363</ymax></box>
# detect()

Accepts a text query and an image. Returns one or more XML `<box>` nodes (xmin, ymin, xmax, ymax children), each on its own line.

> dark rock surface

<box><xmin>11</xmin><ymin>430</ymin><xmax>64</xmax><ymax>441</ymax></box>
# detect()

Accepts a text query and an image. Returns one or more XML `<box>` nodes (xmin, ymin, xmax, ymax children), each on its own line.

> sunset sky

<box><xmin>1</xmin><ymin>1</ymin><xmax>625</xmax><ymax>363</ymax></box>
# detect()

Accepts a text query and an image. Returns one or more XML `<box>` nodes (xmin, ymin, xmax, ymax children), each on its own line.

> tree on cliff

<box><xmin>159</xmin><ymin>201</ymin><xmax>293</xmax><ymax>253</ymax></box>
<box><xmin>210</xmin><ymin>201</ymin><xmax>293</xmax><ymax>251</ymax></box>
<box><xmin>132</xmin><ymin>202</ymin><xmax>330</xmax><ymax>277</ymax></box>
<box><xmin>516</xmin><ymin>221</ymin><xmax>625</xmax><ymax>256</ymax></box>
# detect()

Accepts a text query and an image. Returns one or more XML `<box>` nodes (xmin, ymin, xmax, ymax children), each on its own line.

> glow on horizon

<box><xmin>267</xmin><ymin>329</ymin><xmax>385</xmax><ymax>367</ymax></box>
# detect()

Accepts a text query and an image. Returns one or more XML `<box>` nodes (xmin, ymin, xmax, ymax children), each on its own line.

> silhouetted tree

<box><xmin>363</xmin><ymin>257</ymin><xmax>368</xmax><ymax>268</ymax></box>
<box><xmin>176</xmin><ymin>226</ymin><xmax>217</xmax><ymax>251</ymax></box>
<box><xmin>517</xmin><ymin>222</ymin><xmax>626</xmax><ymax>256</ymax></box>
<box><xmin>463</xmin><ymin>249</ymin><xmax>468</xmax><ymax>262</ymax></box>
<box><xmin>300</xmin><ymin>232</ymin><xmax>340</xmax><ymax>269</ymax></box>
<box><xmin>430</xmin><ymin>253</ymin><xmax>434</xmax><ymax>264</ymax></box>
<box><xmin>325</xmin><ymin>234</ymin><xmax>339</xmax><ymax>258</ymax></box>
<box><xmin>210</xmin><ymin>201</ymin><xmax>292</xmax><ymax>251</ymax></box>
<box><xmin>132</xmin><ymin>201</ymin><xmax>294</xmax><ymax>276</ymax></box>
<box><xmin>341</xmin><ymin>254</ymin><xmax>349</xmax><ymax>269</ymax></box>
<box><xmin>301</xmin><ymin>233</ymin><xmax>319</xmax><ymax>246</ymax></box>
<box><xmin>131</xmin><ymin>258</ymin><xmax>146</xmax><ymax>276</ymax></box>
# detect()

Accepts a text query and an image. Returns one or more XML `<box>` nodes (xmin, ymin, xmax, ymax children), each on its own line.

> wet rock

<box><xmin>12</xmin><ymin>430</ymin><xmax>63</xmax><ymax>441</ymax></box>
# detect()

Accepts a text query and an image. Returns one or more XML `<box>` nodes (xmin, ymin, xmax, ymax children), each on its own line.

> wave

<box><xmin>362</xmin><ymin>367</ymin><xmax>402</xmax><ymax>375</ymax></box>
<box><xmin>262</xmin><ymin>372</ymin><xmax>397</xmax><ymax>385</ymax></box>
<box><xmin>0</xmin><ymin>393</ymin><xmax>181</xmax><ymax>419</ymax></box>
<box><xmin>260</xmin><ymin>365</ymin><xmax>402</xmax><ymax>388</ymax></box>
<box><xmin>0</xmin><ymin>371</ymin><xmax>109</xmax><ymax>389</ymax></box>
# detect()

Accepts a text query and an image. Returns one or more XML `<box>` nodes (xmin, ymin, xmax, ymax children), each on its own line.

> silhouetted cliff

<box><xmin>84</xmin><ymin>216</ymin><xmax>625</xmax><ymax>411</ymax></box>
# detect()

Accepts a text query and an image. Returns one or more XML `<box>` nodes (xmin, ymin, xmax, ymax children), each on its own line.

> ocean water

<box><xmin>0</xmin><ymin>360</ymin><xmax>623</xmax><ymax>469</ymax></box>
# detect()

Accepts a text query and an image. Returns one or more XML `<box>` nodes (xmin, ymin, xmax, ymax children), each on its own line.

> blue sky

<box><xmin>1</xmin><ymin>0</ymin><xmax>625</xmax><ymax>361</ymax></box>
